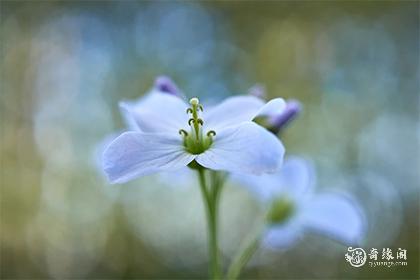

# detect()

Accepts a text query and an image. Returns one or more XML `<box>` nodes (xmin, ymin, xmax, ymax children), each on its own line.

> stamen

<box><xmin>181</xmin><ymin>97</ymin><xmax>216</xmax><ymax>155</ymax></box>
<box><xmin>207</xmin><ymin>131</ymin><xmax>216</xmax><ymax>137</ymax></box>
<box><xmin>179</xmin><ymin>129</ymin><xmax>188</xmax><ymax>137</ymax></box>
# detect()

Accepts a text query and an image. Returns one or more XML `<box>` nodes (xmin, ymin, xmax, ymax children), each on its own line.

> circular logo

<box><xmin>345</xmin><ymin>247</ymin><xmax>367</xmax><ymax>267</ymax></box>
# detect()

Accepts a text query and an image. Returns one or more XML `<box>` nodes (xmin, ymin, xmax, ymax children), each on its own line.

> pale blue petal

<box><xmin>276</xmin><ymin>157</ymin><xmax>316</xmax><ymax>201</ymax></box>
<box><xmin>302</xmin><ymin>193</ymin><xmax>366</xmax><ymax>245</ymax></box>
<box><xmin>196</xmin><ymin>122</ymin><xmax>285</xmax><ymax>174</ymax></box>
<box><xmin>230</xmin><ymin>157</ymin><xmax>314</xmax><ymax>202</ymax></box>
<box><xmin>103</xmin><ymin>131</ymin><xmax>195</xmax><ymax>184</ymax></box>
<box><xmin>118</xmin><ymin>91</ymin><xmax>165</xmax><ymax>131</ymax></box>
<box><xmin>254</xmin><ymin>98</ymin><xmax>286</xmax><ymax>117</ymax></box>
<box><xmin>119</xmin><ymin>101</ymin><xmax>142</xmax><ymax>131</ymax></box>
<box><xmin>262</xmin><ymin>218</ymin><xmax>304</xmax><ymax>249</ymax></box>
<box><xmin>231</xmin><ymin>174</ymin><xmax>282</xmax><ymax>202</ymax></box>
<box><xmin>95</xmin><ymin>132</ymin><xmax>121</xmax><ymax>176</ymax></box>
<box><xmin>204</xmin><ymin>96</ymin><xmax>265</xmax><ymax>131</ymax></box>
<box><xmin>125</xmin><ymin>93</ymin><xmax>189</xmax><ymax>134</ymax></box>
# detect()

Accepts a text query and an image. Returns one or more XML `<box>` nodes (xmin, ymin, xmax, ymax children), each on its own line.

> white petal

<box><xmin>196</xmin><ymin>122</ymin><xmax>285</xmax><ymax>174</ymax></box>
<box><xmin>119</xmin><ymin>101</ymin><xmax>142</xmax><ymax>131</ymax></box>
<box><xmin>119</xmin><ymin>91</ymin><xmax>162</xmax><ymax>131</ymax></box>
<box><xmin>125</xmin><ymin>92</ymin><xmax>189</xmax><ymax>134</ymax></box>
<box><xmin>254</xmin><ymin>98</ymin><xmax>287</xmax><ymax>117</ymax></box>
<box><xmin>230</xmin><ymin>157</ymin><xmax>314</xmax><ymax>202</ymax></box>
<box><xmin>277</xmin><ymin>157</ymin><xmax>316</xmax><ymax>200</ymax></box>
<box><xmin>95</xmin><ymin>132</ymin><xmax>121</xmax><ymax>175</ymax></box>
<box><xmin>204</xmin><ymin>96</ymin><xmax>265</xmax><ymax>131</ymax></box>
<box><xmin>262</xmin><ymin>219</ymin><xmax>304</xmax><ymax>249</ymax></box>
<box><xmin>230</xmin><ymin>173</ymin><xmax>284</xmax><ymax>202</ymax></box>
<box><xmin>103</xmin><ymin>132</ymin><xmax>195</xmax><ymax>184</ymax></box>
<box><xmin>302</xmin><ymin>193</ymin><xmax>366</xmax><ymax>245</ymax></box>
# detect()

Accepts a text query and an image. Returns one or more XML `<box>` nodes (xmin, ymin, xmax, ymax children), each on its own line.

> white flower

<box><xmin>102</xmin><ymin>93</ymin><xmax>286</xmax><ymax>184</ymax></box>
<box><xmin>237</xmin><ymin>157</ymin><xmax>366</xmax><ymax>249</ymax></box>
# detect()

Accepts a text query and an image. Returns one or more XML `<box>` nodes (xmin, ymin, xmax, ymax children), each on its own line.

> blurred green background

<box><xmin>1</xmin><ymin>1</ymin><xmax>419</xmax><ymax>279</ymax></box>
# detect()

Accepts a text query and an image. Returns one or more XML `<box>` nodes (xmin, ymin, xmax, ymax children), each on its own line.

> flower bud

<box><xmin>268</xmin><ymin>100</ymin><xmax>302</xmax><ymax>134</ymax></box>
<box><xmin>154</xmin><ymin>75</ymin><xmax>181</xmax><ymax>97</ymax></box>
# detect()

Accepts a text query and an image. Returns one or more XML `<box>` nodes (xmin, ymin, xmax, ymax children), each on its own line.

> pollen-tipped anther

<box><xmin>207</xmin><ymin>130</ymin><xmax>216</xmax><ymax>137</ymax></box>
<box><xmin>179</xmin><ymin>129</ymin><xmax>188</xmax><ymax>137</ymax></box>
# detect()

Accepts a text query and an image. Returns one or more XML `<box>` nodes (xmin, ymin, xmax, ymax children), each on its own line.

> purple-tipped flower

<box><xmin>267</xmin><ymin>99</ymin><xmax>302</xmax><ymax>134</ymax></box>
<box><xmin>154</xmin><ymin>75</ymin><xmax>183</xmax><ymax>97</ymax></box>
<box><xmin>236</xmin><ymin>157</ymin><xmax>366</xmax><ymax>249</ymax></box>
<box><xmin>247</xmin><ymin>84</ymin><xmax>301</xmax><ymax>134</ymax></box>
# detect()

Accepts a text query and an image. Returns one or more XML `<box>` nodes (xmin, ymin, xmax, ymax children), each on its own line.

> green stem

<box><xmin>226</xmin><ymin>227</ymin><xmax>263</xmax><ymax>280</ymax></box>
<box><xmin>198</xmin><ymin>168</ymin><xmax>221</xmax><ymax>279</ymax></box>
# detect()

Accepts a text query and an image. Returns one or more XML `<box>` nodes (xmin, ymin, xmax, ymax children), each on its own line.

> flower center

<box><xmin>266</xmin><ymin>197</ymin><xmax>295</xmax><ymax>224</ymax></box>
<box><xmin>179</xmin><ymin>97</ymin><xmax>216</xmax><ymax>154</ymax></box>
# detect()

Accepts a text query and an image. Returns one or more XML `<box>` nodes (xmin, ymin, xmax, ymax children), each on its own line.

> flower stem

<box><xmin>226</xmin><ymin>227</ymin><xmax>263</xmax><ymax>280</ymax></box>
<box><xmin>198</xmin><ymin>168</ymin><xmax>222</xmax><ymax>279</ymax></box>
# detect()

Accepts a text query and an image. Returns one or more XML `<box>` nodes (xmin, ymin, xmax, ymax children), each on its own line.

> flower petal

<box><xmin>262</xmin><ymin>219</ymin><xmax>304</xmax><ymax>249</ymax></box>
<box><xmin>277</xmin><ymin>157</ymin><xmax>316</xmax><ymax>200</ymax></box>
<box><xmin>102</xmin><ymin>131</ymin><xmax>195</xmax><ymax>184</ymax></box>
<box><xmin>230</xmin><ymin>157</ymin><xmax>314</xmax><ymax>202</ymax></box>
<box><xmin>119</xmin><ymin>101</ymin><xmax>142</xmax><ymax>131</ymax></box>
<box><xmin>302</xmin><ymin>193</ymin><xmax>366</xmax><ymax>245</ymax></box>
<box><xmin>267</xmin><ymin>99</ymin><xmax>302</xmax><ymax>133</ymax></box>
<box><xmin>122</xmin><ymin>92</ymin><xmax>189</xmax><ymax>134</ymax></box>
<box><xmin>255</xmin><ymin>98</ymin><xmax>287</xmax><ymax>118</ymax></box>
<box><xmin>230</xmin><ymin>172</ymin><xmax>284</xmax><ymax>202</ymax></box>
<box><xmin>195</xmin><ymin>122</ymin><xmax>285</xmax><ymax>174</ymax></box>
<box><xmin>204</xmin><ymin>96</ymin><xmax>265</xmax><ymax>131</ymax></box>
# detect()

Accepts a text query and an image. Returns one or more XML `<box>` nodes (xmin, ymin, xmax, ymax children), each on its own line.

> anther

<box><xmin>179</xmin><ymin>129</ymin><xmax>188</xmax><ymax>136</ymax></box>
<box><xmin>197</xmin><ymin>119</ymin><xmax>204</xmax><ymax>125</ymax></box>
<box><xmin>198</xmin><ymin>105</ymin><xmax>203</xmax><ymax>112</ymax></box>
<box><xmin>207</xmin><ymin>130</ymin><xmax>216</xmax><ymax>137</ymax></box>
<box><xmin>188</xmin><ymin>118</ymin><xmax>195</xmax><ymax>126</ymax></box>
<box><xmin>186</xmin><ymin>108</ymin><xmax>193</xmax><ymax>114</ymax></box>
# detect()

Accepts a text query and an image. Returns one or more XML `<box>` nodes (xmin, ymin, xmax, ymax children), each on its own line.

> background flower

<box><xmin>236</xmin><ymin>157</ymin><xmax>365</xmax><ymax>249</ymax></box>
